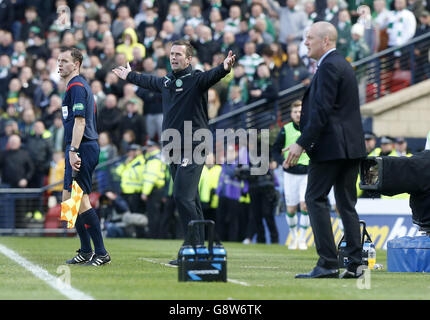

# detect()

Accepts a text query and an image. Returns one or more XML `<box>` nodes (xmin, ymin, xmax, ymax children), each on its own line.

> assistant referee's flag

<box><xmin>60</xmin><ymin>171</ymin><xmax>83</xmax><ymax>229</ymax></box>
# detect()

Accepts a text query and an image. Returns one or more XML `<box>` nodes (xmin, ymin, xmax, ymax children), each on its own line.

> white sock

<box><xmin>286</xmin><ymin>213</ymin><xmax>298</xmax><ymax>239</ymax></box>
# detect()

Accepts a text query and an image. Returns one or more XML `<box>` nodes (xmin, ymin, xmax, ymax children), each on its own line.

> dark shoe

<box><xmin>83</xmin><ymin>253</ymin><xmax>111</xmax><ymax>266</ymax></box>
<box><xmin>168</xmin><ymin>259</ymin><xmax>178</xmax><ymax>266</ymax></box>
<box><xmin>295</xmin><ymin>266</ymin><xmax>339</xmax><ymax>279</ymax></box>
<box><xmin>339</xmin><ymin>268</ymin><xmax>364</xmax><ymax>279</ymax></box>
<box><xmin>66</xmin><ymin>249</ymin><xmax>94</xmax><ymax>264</ymax></box>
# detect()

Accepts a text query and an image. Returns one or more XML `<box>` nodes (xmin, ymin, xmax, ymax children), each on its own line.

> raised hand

<box><xmin>223</xmin><ymin>50</ymin><xmax>236</xmax><ymax>72</ymax></box>
<box><xmin>112</xmin><ymin>62</ymin><xmax>132</xmax><ymax>80</ymax></box>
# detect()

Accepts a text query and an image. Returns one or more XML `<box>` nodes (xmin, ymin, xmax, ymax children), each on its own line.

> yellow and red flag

<box><xmin>60</xmin><ymin>180</ymin><xmax>83</xmax><ymax>229</ymax></box>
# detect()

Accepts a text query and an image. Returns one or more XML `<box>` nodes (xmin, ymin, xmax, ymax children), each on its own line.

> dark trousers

<box><xmin>306</xmin><ymin>159</ymin><xmax>362</xmax><ymax>270</ymax></box>
<box><xmin>170</xmin><ymin>161</ymin><xmax>205</xmax><ymax>245</ymax></box>
<box><xmin>249</xmin><ymin>188</ymin><xmax>279</xmax><ymax>244</ymax></box>
<box><xmin>146</xmin><ymin>187</ymin><xmax>164</xmax><ymax>238</ymax></box>
<box><xmin>216</xmin><ymin>196</ymin><xmax>240</xmax><ymax>242</ymax></box>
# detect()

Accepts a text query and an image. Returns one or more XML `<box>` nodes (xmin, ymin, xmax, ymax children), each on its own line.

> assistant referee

<box><xmin>113</xmin><ymin>40</ymin><xmax>235</xmax><ymax>264</ymax></box>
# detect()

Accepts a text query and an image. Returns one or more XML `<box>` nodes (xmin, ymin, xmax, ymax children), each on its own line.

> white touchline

<box><xmin>139</xmin><ymin>257</ymin><xmax>252</xmax><ymax>287</ymax></box>
<box><xmin>0</xmin><ymin>244</ymin><xmax>94</xmax><ymax>300</ymax></box>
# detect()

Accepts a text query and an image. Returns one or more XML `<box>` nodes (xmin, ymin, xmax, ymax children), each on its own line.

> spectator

<box><xmin>34</xmin><ymin>79</ymin><xmax>57</xmax><ymax>112</ymax></box>
<box><xmin>413</xmin><ymin>10</ymin><xmax>430</xmax><ymax>81</ymax></box>
<box><xmin>18</xmin><ymin>67</ymin><xmax>38</xmax><ymax>102</ymax></box>
<box><xmin>166</xmin><ymin>2</ymin><xmax>186</xmax><ymax>35</ymax></box>
<box><xmin>239</xmin><ymin>41</ymin><xmax>264</xmax><ymax>81</ymax></box>
<box><xmin>185</xmin><ymin>3</ymin><xmax>204</xmax><ymax>28</ymax></box>
<box><xmin>347</xmin><ymin>23</ymin><xmax>371</xmax><ymax>62</ymax></box>
<box><xmin>112</xmin><ymin>4</ymin><xmax>132</xmax><ymax>41</ymax></box>
<box><xmin>278</xmin><ymin>51</ymin><xmax>312</xmax><ymax>91</ymax></box>
<box><xmin>19</xmin><ymin>108</ymin><xmax>36</xmax><ymax>140</ymax></box>
<box><xmin>0</xmin><ymin>134</ymin><xmax>34</xmax><ymax>188</ymax></box>
<box><xmin>385</xmin><ymin>0</ymin><xmax>417</xmax><ymax>48</ymax></box>
<box><xmin>0</xmin><ymin>134</ymin><xmax>35</xmax><ymax>227</ymax></box>
<box><xmin>323</xmin><ymin>0</ymin><xmax>342</xmax><ymax>25</ymax></box>
<box><xmin>48</xmin><ymin>111</ymin><xmax>64</xmax><ymax>153</ymax></box>
<box><xmin>6</xmin><ymin>78</ymin><xmax>21</xmax><ymax>108</ymax></box>
<box><xmin>118</xmin><ymin>83</ymin><xmax>144</xmax><ymax>115</ymax></box>
<box><xmin>227</xmin><ymin>64</ymin><xmax>249</xmax><ymax>104</ymax></box>
<box><xmin>224</xmin><ymin>4</ymin><xmax>242</xmax><ymax>35</ymax></box>
<box><xmin>407</xmin><ymin>0</ymin><xmax>425</xmax><ymax>22</ymax></box>
<box><xmin>0</xmin><ymin>30</ymin><xmax>14</xmax><ymax>57</ymax></box>
<box><xmin>11</xmin><ymin>41</ymin><xmax>27</xmax><ymax>69</ymax></box>
<box><xmin>142</xmin><ymin>24</ymin><xmax>158</xmax><ymax>57</ymax></box>
<box><xmin>207</xmin><ymin>88</ymin><xmax>222</xmax><ymax>120</ymax></box>
<box><xmin>0</xmin><ymin>119</ymin><xmax>19</xmax><ymax>151</ymax></box>
<box><xmin>266</xmin><ymin>0</ymin><xmax>309</xmax><ymax>48</ymax></box>
<box><xmin>97</xmin><ymin>131</ymin><xmax>118</xmax><ymax>193</ymax></box>
<box><xmin>220</xmin><ymin>31</ymin><xmax>241</xmax><ymax>60</ymax></box>
<box><xmin>336</xmin><ymin>9</ymin><xmax>353</xmax><ymax>57</ymax></box>
<box><xmin>235</xmin><ymin>19</ymin><xmax>251</xmax><ymax>53</ymax></box>
<box><xmin>248</xmin><ymin>2</ymin><xmax>276</xmax><ymax>41</ymax></box>
<box><xmin>97</xmin><ymin>93</ymin><xmax>122</xmax><ymax>147</ymax></box>
<box><xmin>191</xmin><ymin>25</ymin><xmax>221</xmax><ymax>66</ymax></box>
<box><xmin>248</xmin><ymin>63</ymin><xmax>279</xmax><ymax>103</ymax></box>
<box><xmin>41</xmin><ymin>94</ymin><xmax>62</xmax><ymax>129</ymax></box>
<box><xmin>91</xmin><ymin>80</ymin><xmax>107</xmax><ymax>111</ymax></box>
<box><xmin>25</xmin><ymin>121</ymin><xmax>53</xmax><ymax>188</ymax></box>
<box><xmin>356</xmin><ymin>5</ymin><xmax>378</xmax><ymax>53</ymax></box>
<box><xmin>0</xmin><ymin>54</ymin><xmax>12</xmax><ymax>102</ymax></box>
<box><xmin>159</xmin><ymin>20</ymin><xmax>181</xmax><ymax>44</ymax></box>
<box><xmin>118</xmin><ymin>99</ymin><xmax>147</xmax><ymax>146</ymax></box>
<box><xmin>116</xmin><ymin>27</ymin><xmax>146</xmax><ymax>62</ymax></box>
<box><xmin>48</xmin><ymin>151</ymin><xmax>65</xmax><ymax>203</ymax></box>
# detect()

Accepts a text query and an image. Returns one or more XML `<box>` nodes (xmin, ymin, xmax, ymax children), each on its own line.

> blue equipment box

<box><xmin>387</xmin><ymin>236</ymin><xmax>430</xmax><ymax>272</ymax></box>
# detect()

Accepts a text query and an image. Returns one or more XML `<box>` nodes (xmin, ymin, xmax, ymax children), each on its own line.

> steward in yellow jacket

<box><xmin>115</xmin><ymin>144</ymin><xmax>145</xmax><ymax>213</ymax></box>
<box><xmin>199</xmin><ymin>153</ymin><xmax>222</xmax><ymax>222</ymax></box>
<box><xmin>140</xmin><ymin>141</ymin><xmax>166</xmax><ymax>238</ymax></box>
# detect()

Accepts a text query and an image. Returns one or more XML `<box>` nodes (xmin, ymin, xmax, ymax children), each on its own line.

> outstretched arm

<box><xmin>198</xmin><ymin>51</ymin><xmax>236</xmax><ymax>91</ymax></box>
<box><xmin>113</xmin><ymin>63</ymin><xmax>162</xmax><ymax>92</ymax></box>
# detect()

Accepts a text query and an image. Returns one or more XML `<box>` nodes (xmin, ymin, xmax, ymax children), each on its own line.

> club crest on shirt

<box><xmin>181</xmin><ymin>158</ymin><xmax>189</xmax><ymax>167</ymax></box>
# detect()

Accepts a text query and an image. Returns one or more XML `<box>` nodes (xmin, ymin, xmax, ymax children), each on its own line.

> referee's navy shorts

<box><xmin>64</xmin><ymin>140</ymin><xmax>99</xmax><ymax>195</ymax></box>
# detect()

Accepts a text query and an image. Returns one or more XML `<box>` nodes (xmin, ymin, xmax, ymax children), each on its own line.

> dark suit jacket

<box><xmin>296</xmin><ymin>50</ymin><xmax>366</xmax><ymax>162</ymax></box>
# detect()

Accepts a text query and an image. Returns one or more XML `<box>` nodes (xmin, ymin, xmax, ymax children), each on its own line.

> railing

<box><xmin>209</xmin><ymin>32</ymin><xmax>430</xmax><ymax>131</ymax></box>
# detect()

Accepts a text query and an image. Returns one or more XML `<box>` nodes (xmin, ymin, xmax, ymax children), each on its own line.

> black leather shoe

<box><xmin>168</xmin><ymin>259</ymin><xmax>179</xmax><ymax>266</ymax></box>
<box><xmin>295</xmin><ymin>266</ymin><xmax>339</xmax><ymax>279</ymax></box>
<box><xmin>339</xmin><ymin>269</ymin><xmax>364</xmax><ymax>279</ymax></box>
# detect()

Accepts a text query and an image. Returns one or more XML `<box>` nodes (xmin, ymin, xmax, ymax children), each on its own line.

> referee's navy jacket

<box><xmin>126</xmin><ymin>64</ymin><xmax>229</xmax><ymax>148</ymax></box>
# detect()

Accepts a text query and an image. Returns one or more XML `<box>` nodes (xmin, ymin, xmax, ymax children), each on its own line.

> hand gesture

<box><xmin>223</xmin><ymin>50</ymin><xmax>236</xmax><ymax>72</ymax></box>
<box><xmin>282</xmin><ymin>143</ymin><xmax>304</xmax><ymax>168</ymax></box>
<box><xmin>112</xmin><ymin>62</ymin><xmax>132</xmax><ymax>80</ymax></box>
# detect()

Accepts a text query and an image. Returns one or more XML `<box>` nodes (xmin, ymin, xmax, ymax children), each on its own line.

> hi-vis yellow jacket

<box><xmin>199</xmin><ymin>164</ymin><xmax>222</xmax><ymax>209</ymax></box>
<box><xmin>115</xmin><ymin>154</ymin><xmax>145</xmax><ymax>194</ymax></box>
<box><xmin>141</xmin><ymin>149</ymin><xmax>166</xmax><ymax>196</ymax></box>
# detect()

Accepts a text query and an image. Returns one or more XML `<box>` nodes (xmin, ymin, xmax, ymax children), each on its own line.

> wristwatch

<box><xmin>69</xmin><ymin>146</ymin><xmax>79</xmax><ymax>153</ymax></box>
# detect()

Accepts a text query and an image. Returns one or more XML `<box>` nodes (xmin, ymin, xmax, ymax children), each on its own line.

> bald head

<box><xmin>305</xmin><ymin>22</ymin><xmax>338</xmax><ymax>60</ymax></box>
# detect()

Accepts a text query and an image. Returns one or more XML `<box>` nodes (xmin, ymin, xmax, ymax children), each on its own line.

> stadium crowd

<box><xmin>0</xmin><ymin>0</ymin><xmax>429</xmax><ymax>241</ymax></box>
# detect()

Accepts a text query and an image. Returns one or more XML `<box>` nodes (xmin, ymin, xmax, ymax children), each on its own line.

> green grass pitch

<box><xmin>0</xmin><ymin>236</ymin><xmax>429</xmax><ymax>300</ymax></box>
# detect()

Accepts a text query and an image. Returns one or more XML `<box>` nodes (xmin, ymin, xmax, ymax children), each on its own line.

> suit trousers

<box><xmin>305</xmin><ymin>159</ymin><xmax>362</xmax><ymax>270</ymax></box>
<box><xmin>170</xmin><ymin>161</ymin><xmax>205</xmax><ymax>245</ymax></box>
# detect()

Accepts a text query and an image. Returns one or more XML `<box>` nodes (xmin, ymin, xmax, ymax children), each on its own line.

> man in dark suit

<box><xmin>284</xmin><ymin>21</ymin><xmax>367</xmax><ymax>279</ymax></box>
